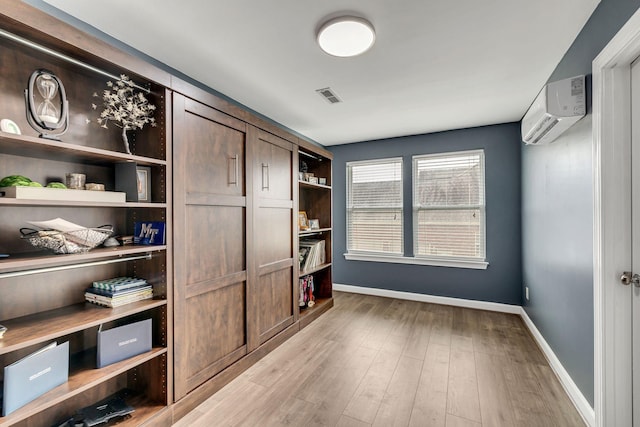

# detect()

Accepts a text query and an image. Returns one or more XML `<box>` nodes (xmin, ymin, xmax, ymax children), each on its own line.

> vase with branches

<box><xmin>92</xmin><ymin>74</ymin><xmax>156</xmax><ymax>154</ymax></box>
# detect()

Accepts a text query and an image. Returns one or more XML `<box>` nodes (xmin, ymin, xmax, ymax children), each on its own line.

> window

<box><xmin>346</xmin><ymin>158</ymin><xmax>403</xmax><ymax>255</ymax></box>
<box><xmin>413</xmin><ymin>150</ymin><xmax>485</xmax><ymax>261</ymax></box>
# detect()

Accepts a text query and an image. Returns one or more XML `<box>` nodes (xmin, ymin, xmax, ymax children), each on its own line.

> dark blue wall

<box><xmin>522</xmin><ymin>0</ymin><xmax>640</xmax><ymax>407</ymax></box>
<box><xmin>330</xmin><ymin>123</ymin><xmax>522</xmax><ymax>305</ymax></box>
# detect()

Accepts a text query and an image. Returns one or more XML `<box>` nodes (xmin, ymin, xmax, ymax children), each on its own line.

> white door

<box><xmin>593</xmin><ymin>8</ymin><xmax>640</xmax><ymax>426</ymax></box>
<box><xmin>632</xmin><ymin>57</ymin><xmax>640</xmax><ymax>426</ymax></box>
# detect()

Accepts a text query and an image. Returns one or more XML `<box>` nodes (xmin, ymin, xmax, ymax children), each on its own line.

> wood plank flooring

<box><xmin>173</xmin><ymin>292</ymin><xmax>585</xmax><ymax>427</ymax></box>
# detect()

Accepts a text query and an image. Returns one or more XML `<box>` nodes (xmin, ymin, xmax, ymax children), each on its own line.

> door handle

<box><xmin>262</xmin><ymin>163</ymin><xmax>269</xmax><ymax>190</ymax></box>
<box><xmin>620</xmin><ymin>271</ymin><xmax>640</xmax><ymax>286</ymax></box>
<box><xmin>228</xmin><ymin>154</ymin><xmax>239</xmax><ymax>187</ymax></box>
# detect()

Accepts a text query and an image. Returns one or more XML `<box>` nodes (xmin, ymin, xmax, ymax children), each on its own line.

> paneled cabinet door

<box><xmin>248</xmin><ymin>126</ymin><xmax>296</xmax><ymax>351</ymax></box>
<box><xmin>173</xmin><ymin>93</ymin><xmax>250</xmax><ymax>400</ymax></box>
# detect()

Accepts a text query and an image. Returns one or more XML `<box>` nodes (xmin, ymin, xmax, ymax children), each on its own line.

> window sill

<box><xmin>343</xmin><ymin>253</ymin><xmax>489</xmax><ymax>270</ymax></box>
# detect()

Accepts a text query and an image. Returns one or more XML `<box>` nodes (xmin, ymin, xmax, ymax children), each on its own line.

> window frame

<box><xmin>411</xmin><ymin>149</ymin><xmax>487</xmax><ymax>268</ymax></box>
<box><xmin>345</xmin><ymin>157</ymin><xmax>404</xmax><ymax>256</ymax></box>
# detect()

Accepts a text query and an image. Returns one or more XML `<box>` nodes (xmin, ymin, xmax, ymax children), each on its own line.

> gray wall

<box><xmin>330</xmin><ymin>123</ymin><xmax>522</xmax><ymax>305</ymax></box>
<box><xmin>522</xmin><ymin>0</ymin><xmax>640</xmax><ymax>407</ymax></box>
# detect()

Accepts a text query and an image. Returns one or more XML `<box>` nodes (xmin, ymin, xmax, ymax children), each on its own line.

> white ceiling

<box><xmin>42</xmin><ymin>0</ymin><xmax>599</xmax><ymax>146</ymax></box>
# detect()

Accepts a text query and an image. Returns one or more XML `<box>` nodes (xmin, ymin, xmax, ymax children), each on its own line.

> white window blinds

<box><xmin>413</xmin><ymin>150</ymin><xmax>485</xmax><ymax>261</ymax></box>
<box><xmin>347</xmin><ymin>158</ymin><xmax>403</xmax><ymax>255</ymax></box>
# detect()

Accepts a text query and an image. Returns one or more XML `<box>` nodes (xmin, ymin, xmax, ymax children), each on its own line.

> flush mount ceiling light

<box><xmin>317</xmin><ymin>16</ymin><xmax>375</xmax><ymax>57</ymax></box>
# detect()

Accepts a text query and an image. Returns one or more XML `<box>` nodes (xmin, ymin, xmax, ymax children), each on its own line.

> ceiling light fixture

<box><xmin>317</xmin><ymin>16</ymin><xmax>375</xmax><ymax>57</ymax></box>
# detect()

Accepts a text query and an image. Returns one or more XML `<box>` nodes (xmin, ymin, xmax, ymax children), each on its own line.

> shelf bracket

<box><xmin>0</xmin><ymin>253</ymin><xmax>153</xmax><ymax>279</ymax></box>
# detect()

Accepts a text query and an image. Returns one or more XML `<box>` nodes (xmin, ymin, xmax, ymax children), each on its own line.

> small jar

<box><xmin>65</xmin><ymin>173</ymin><xmax>86</xmax><ymax>190</ymax></box>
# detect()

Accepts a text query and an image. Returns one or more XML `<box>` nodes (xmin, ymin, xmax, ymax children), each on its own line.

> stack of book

<box><xmin>85</xmin><ymin>277</ymin><xmax>153</xmax><ymax>308</ymax></box>
<box><xmin>299</xmin><ymin>239</ymin><xmax>326</xmax><ymax>272</ymax></box>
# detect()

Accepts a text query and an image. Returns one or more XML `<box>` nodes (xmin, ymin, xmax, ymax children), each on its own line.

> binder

<box><xmin>97</xmin><ymin>319</ymin><xmax>152</xmax><ymax>368</ymax></box>
<box><xmin>2</xmin><ymin>341</ymin><xmax>69</xmax><ymax>416</ymax></box>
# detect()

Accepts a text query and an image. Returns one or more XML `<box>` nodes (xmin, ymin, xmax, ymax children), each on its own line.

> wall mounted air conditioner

<box><xmin>521</xmin><ymin>75</ymin><xmax>586</xmax><ymax>145</ymax></box>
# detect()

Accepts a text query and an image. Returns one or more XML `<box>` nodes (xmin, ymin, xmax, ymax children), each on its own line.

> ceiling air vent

<box><xmin>316</xmin><ymin>87</ymin><xmax>341</xmax><ymax>104</ymax></box>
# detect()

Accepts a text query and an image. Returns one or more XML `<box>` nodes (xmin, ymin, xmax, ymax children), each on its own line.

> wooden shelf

<box><xmin>299</xmin><ymin>227</ymin><xmax>331</xmax><ymax>237</ymax></box>
<box><xmin>0</xmin><ymin>198</ymin><xmax>167</xmax><ymax>208</ymax></box>
<box><xmin>299</xmin><ymin>181</ymin><xmax>331</xmax><ymax>190</ymax></box>
<box><xmin>0</xmin><ymin>132</ymin><xmax>166</xmax><ymax>166</ymax></box>
<box><xmin>299</xmin><ymin>298</ymin><xmax>334</xmax><ymax>329</ymax></box>
<box><xmin>77</xmin><ymin>392</ymin><xmax>170</xmax><ymax>427</ymax></box>
<box><xmin>300</xmin><ymin>262</ymin><xmax>332</xmax><ymax>277</ymax></box>
<box><xmin>0</xmin><ymin>300</ymin><xmax>167</xmax><ymax>355</ymax></box>
<box><xmin>0</xmin><ymin>245</ymin><xmax>166</xmax><ymax>275</ymax></box>
<box><xmin>298</xmin><ymin>144</ymin><xmax>332</xmax><ymax>330</ymax></box>
<box><xmin>0</xmin><ymin>347</ymin><xmax>167</xmax><ymax>426</ymax></box>
<box><xmin>115</xmin><ymin>394</ymin><xmax>170</xmax><ymax>427</ymax></box>
<box><xmin>0</xmin><ymin>15</ymin><xmax>172</xmax><ymax>425</ymax></box>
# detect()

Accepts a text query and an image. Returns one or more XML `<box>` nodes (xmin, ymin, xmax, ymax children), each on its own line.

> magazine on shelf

<box><xmin>298</xmin><ymin>246</ymin><xmax>311</xmax><ymax>269</ymax></box>
<box><xmin>299</xmin><ymin>239</ymin><xmax>326</xmax><ymax>272</ymax></box>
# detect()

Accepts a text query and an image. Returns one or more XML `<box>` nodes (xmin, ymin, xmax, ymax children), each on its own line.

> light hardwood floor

<box><xmin>173</xmin><ymin>291</ymin><xmax>585</xmax><ymax>427</ymax></box>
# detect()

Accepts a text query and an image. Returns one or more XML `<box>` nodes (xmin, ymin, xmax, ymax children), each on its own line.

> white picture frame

<box><xmin>136</xmin><ymin>166</ymin><xmax>151</xmax><ymax>202</ymax></box>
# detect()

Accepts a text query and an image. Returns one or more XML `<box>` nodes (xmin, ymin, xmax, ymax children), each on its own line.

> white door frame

<box><xmin>593</xmin><ymin>7</ymin><xmax>640</xmax><ymax>427</ymax></box>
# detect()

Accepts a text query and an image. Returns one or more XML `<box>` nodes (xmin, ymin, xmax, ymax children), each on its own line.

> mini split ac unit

<box><xmin>521</xmin><ymin>75</ymin><xmax>586</xmax><ymax>145</ymax></box>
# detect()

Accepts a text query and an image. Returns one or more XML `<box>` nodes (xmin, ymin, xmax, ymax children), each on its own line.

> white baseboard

<box><xmin>332</xmin><ymin>283</ymin><xmax>594</xmax><ymax>426</ymax></box>
<box><xmin>332</xmin><ymin>283</ymin><xmax>522</xmax><ymax>314</ymax></box>
<box><xmin>519</xmin><ymin>308</ymin><xmax>595</xmax><ymax>427</ymax></box>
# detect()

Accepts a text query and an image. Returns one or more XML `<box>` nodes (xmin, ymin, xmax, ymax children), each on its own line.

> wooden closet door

<box><xmin>173</xmin><ymin>94</ymin><xmax>251</xmax><ymax>400</ymax></box>
<box><xmin>248</xmin><ymin>126</ymin><xmax>296</xmax><ymax>350</ymax></box>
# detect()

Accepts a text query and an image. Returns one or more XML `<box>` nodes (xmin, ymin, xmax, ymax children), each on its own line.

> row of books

<box><xmin>299</xmin><ymin>275</ymin><xmax>315</xmax><ymax>308</ymax></box>
<box><xmin>85</xmin><ymin>277</ymin><xmax>153</xmax><ymax>308</ymax></box>
<box><xmin>299</xmin><ymin>239</ymin><xmax>326</xmax><ymax>272</ymax></box>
